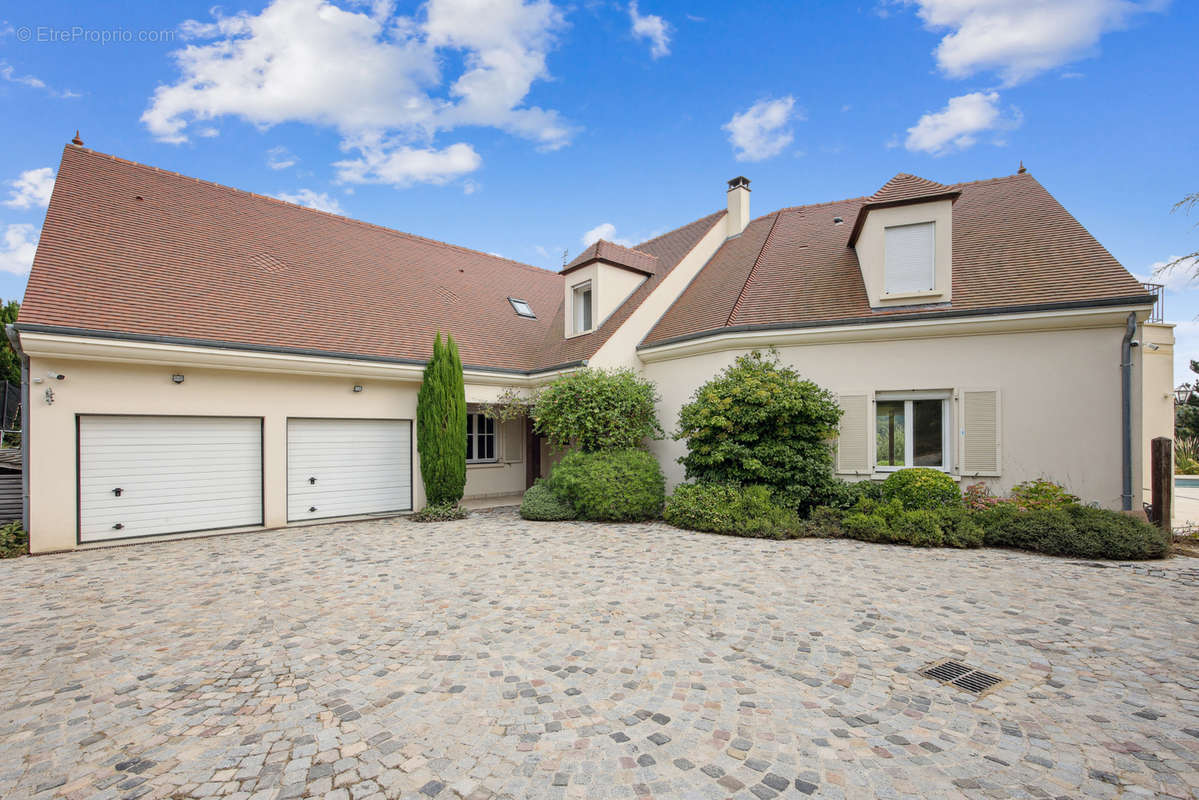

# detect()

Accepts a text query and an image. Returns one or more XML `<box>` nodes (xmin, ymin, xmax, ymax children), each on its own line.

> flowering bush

<box><xmin>964</xmin><ymin>479</ymin><xmax>1079</xmax><ymax>512</ymax></box>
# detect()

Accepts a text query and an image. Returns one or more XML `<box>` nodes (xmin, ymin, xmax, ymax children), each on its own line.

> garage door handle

<box><xmin>308</xmin><ymin>476</ymin><xmax>317</xmax><ymax>485</ymax></box>
<box><xmin>309</xmin><ymin>506</ymin><xmax>317</xmax><ymax>513</ymax></box>
<box><xmin>112</xmin><ymin>523</ymin><xmax>124</xmax><ymax>530</ymax></box>
<box><xmin>112</xmin><ymin>487</ymin><xmax>123</xmax><ymax>497</ymax></box>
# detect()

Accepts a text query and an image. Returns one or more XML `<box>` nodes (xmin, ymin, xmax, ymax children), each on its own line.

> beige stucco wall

<box><xmin>24</xmin><ymin>354</ymin><xmax>528</xmax><ymax>553</ymax></box>
<box><xmin>642</xmin><ymin>319</ymin><xmax>1144</xmax><ymax>508</ymax></box>
<box><xmin>1141</xmin><ymin>322</ymin><xmax>1175</xmax><ymax>491</ymax></box>
<box><xmin>854</xmin><ymin>199</ymin><xmax>953</xmax><ymax>307</ymax></box>
<box><xmin>563</xmin><ymin>263</ymin><xmax>646</xmax><ymax>338</ymax></box>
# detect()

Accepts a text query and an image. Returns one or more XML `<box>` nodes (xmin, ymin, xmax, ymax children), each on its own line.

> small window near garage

<box><xmin>573</xmin><ymin>281</ymin><xmax>593</xmax><ymax>334</ymax></box>
<box><xmin>509</xmin><ymin>297</ymin><xmax>535</xmax><ymax>318</ymax></box>
<box><xmin>875</xmin><ymin>392</ymin><xmax>950</xmax><ymax>471</ymax></box>
<box><xmin>466</xmin><ymin>413</ymin><xmax>497</xmax><ymax>463</ymax></box>
<box><xmin>885</xmin><ymin>221</ymin><xmax>935</xmax><ymax>294</ymax></box>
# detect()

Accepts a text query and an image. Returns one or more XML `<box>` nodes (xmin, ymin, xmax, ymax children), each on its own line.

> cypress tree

<box><xmin>416</xmin><ymin>333</ymin><xmax>467</xmax><ymax>506</ymax></box>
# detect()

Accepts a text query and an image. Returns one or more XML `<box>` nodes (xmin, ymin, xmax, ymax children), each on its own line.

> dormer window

<box><xmin>884</xmin><ymin>222</ymin><xmax>935</xmax><ymax>294</ymax></box>
<box><xmin>572</xmin><ymin>281</ymin><xmax>593</xmax><ymax>334</ymax></box>
<box><xmin>508</xmin><ymin>297</ymin><xmax>535</xmax><ymax>318</ymax></box>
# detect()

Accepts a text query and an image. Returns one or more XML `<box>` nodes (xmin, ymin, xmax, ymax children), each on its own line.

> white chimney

<box><xmin>726</xmin><ymin>176</ymin><xmax>750</xmax><ymax>237</ymax></box>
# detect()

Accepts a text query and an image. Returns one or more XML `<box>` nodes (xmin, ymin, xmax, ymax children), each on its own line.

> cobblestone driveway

<box><xmin>1</xmin><ymin>510</ymin><xmax>1197</xmax><ymax>800</ymax></box>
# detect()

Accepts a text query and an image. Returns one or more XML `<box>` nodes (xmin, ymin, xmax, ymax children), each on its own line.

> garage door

<box><xmin>287</xmin><ymin>419</ymin><xmax>412</xmax><ymax>522</ymax></box>
<box><xmin>78</xmin><ymin>415</ymin><xmax>263</xmax><ymax>543</ymax></box>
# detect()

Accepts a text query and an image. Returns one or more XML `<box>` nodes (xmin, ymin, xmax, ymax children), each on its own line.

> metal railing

<box><xmin>1141</xmin><ymin>282</ymin><xmax>1165</xmax><ymax>323</ymax></box>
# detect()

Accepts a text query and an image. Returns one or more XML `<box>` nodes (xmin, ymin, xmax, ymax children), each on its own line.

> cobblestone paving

<box><xmin>1</xmin><ymin>510</ymin><xmax>1198</xmax><ymax>800</ymax></box>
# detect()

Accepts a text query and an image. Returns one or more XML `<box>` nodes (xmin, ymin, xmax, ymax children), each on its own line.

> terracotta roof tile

<box><xmin>644</xmin><ymin>173</ymin><xmax>1148</xmax><ymax>348</ymax></box>
<box><xmin>562</xmin><ymin>240</ymin><xmax>659</xmax><ymax>275</ymax></box>
<box><xmin>867</xmin><ymin>173</ymin><xmax>957</xmax><ymax>204</ymax></box>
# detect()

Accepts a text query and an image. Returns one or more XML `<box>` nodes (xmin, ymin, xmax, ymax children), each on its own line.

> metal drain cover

<box><xmin>920</xmin><ymin>659</ymin><xmax>1006</xmax><ymax>696</ymax></box>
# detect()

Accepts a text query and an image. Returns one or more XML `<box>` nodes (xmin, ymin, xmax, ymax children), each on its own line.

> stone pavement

<box><xmin>0</xmin><ymin>510</ymin><xmax>1197</xmax><ymax>800</ymax></box>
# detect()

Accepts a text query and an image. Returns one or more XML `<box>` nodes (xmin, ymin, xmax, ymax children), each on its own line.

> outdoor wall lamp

<box><xmin>171</xmin><ymin>374</ymin><xmax>185</xmax><ymax>384</ymax></box>
<box><xmin>352</xmin><ymin>384</ymin><xmax>364</xmax><ymax>393</ymax></box>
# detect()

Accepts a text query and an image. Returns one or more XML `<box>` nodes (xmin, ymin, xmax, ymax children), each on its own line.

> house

<box><xmin>8</xmin><ymin>141</ymin><xmax>1173</xmax><ymax>553</ymax></box>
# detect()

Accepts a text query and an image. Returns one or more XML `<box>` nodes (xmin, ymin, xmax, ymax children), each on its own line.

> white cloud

<box><xmin>275</xmin><ymin>189</ymin><xmax>344</xmax><ymax>214</ymax></box>
<box><xmin>903</xmin><ymin>0</ymin><xmax>1168</xmax><ymax>86</ymax></box>
<box><xmin>723</xmin><ymin>96</ymin><xmax>799</xmax><ymax>162</ymax></box>
<box><xmin>904</xmin><ymin>91</ymin><xmax>1020</xmax><ymax>155</ymax></box>
<box><xmin>4</xmin><ymin>167</ymin><xmax>55</xmax><ymax>209</ymax></box>
<box><xmin>629</xmin><ymin>2</ymin><xmax>671</xmax><ymax>59</ymax></box>
<box><xmin>267</xmin><ymin>146</ymin><xmax>298</xmax><ymax>170</ymax></box>
<box><xmin>333</xmin><ymin>140</ymin><xmax>482</xmax><ymax>187</ymax></box>
<box><xmin>1142</xmin><ymin>255</ymin><xmax>1199</xmax><ymax>293</ymax></box>
<box><xmin>1173</xmin><ymin>320</ymin><xmax>1199</xmax><ymax>386</ymax></box>
<box><xmin>0</xmin><ymin>62</ymin><xmax>79</xmax><ymax>98</ymax></box>
<box><xmin>582</xmin><ymin>222</ymin><xmax>632</xmax><ymax>248</ymax></box>
<box><xmin>142</xmin><ymin>0</ymin><xmax>572</xmax><ymax>187</ymax></box>
<box><xmin>0</xmin><ymin>224</ymin><xmax>39</xmax><ymax>275</ymax></box>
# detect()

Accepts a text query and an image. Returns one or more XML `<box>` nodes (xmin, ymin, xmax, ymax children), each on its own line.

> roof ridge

<box><xmin>634</xmin><ymin>209</ymin><xmax>726</xmax><ymax>249</ymax></box>
<box><xmin>595</xmin><ymin>239</ymin><xmax>658</xmax><ymax>258</ymax></box>
<box><xmin>65</xmin><ymin>145</ymin><xmax>560</xmax><ymax>280</ymax></box>
<box><xmin>725</xmin><ymin>211</ymin><xmax>783</xmax><ymax>326</ymax></box>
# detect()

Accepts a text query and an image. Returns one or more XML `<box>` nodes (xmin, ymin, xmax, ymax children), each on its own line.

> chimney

<box><xmin>727</xmin><ymin>176</ymin><xmax>750</xmax><ymax>237</ymax></box>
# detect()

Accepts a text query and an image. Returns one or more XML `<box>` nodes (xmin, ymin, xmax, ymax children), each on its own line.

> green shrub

<box><xmin>933</xmin><ymin>505</ymin><xmax>985</xmax><ymax>548</ymax></box>
<box><xmin>520</xmin><ymin>481</ymin><xmax>575</xmax><ymax>521</ymax></box>
<box><xmin>842</xmin><ymin>512</ymin><xmax>890</xmax><ymax>542</ymax></box>
<box><xmin>416</xmin><ymin>333</ymin><xmax>467</xmax><ymax>506</ymax></box>
<box><xmin>532</xmin><ymin>369</ymin><xmax>663</xmax><ymax>452</ymax></box>
<box><xmin>981</xmin><ymin>505</ymin><xmax>1168</xmax><ymax>560</ymax></box>
<box><xmin>821</xmin><ymin>478</ymin><xmax>884</xmax><ymax>510</ymax></box>
<box><xmin>0</xmin><ymin>521</ymin><xmax>26</xmax><ymax>558</ymax></box>
<box><xmin>1009</xmin><ymin>478</ymin><xmax>1080</xmax><ymax>510</ymax></box>
<box><xmin>409</xmin><ymin>501</ymin><xmax>469</xmax><ymax>522</ymax></box>
<box><xmin>1176</xmin><ymin>452</ymin><xmax>1199</xmax><ymax>475</ymax></box>
<box><xmin>805</xmin><ymin>506</ymin><xmax>844</xmax><ymax>538</ymax></box>
<box><xmin>881</xmin><ymin>468</ymin><xmax>961</xmax><ymax>510</ymax></box>
<box><xmin>893</xmin><ymin>509</ymin><xmax>943</xmax><ymax>547</ymax></box>
<box><xmin>674</xmin><ymin>351</ymin><xmax>842</xmax><ymax>515</ymax></box>
<box><xmin>665</xmin><ymin>483</ymin><xmax>800</xmax><ymax>539</ymax></box>
<box><xmin>545</xmin><ymin>448</ymin><xmax>665</xmax><ymax>521</ymax></box>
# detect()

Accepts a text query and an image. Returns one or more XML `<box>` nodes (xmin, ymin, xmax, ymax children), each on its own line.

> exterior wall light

<box><xmin>171</xmin><ymin>374</ymin><xmax>185</xmax><ymax>384</ymax></box>
<box><xmin>353</xmin><ymin>384</ymin><xmax>364</xmax><ymax>393</ymax></box>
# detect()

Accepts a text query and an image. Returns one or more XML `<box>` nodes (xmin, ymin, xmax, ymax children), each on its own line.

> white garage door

<box><xmin>287</xmin><ymin>419</ymin><xmax>412</xmax><ymax>522</ymax></box>
<box><xmin>78</xmin><ymin>415</ymin><xmax>263</xmax><ymax>543</ymax></box>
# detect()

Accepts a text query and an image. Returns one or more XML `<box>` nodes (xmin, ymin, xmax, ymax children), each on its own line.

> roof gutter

<box><xmin>11</xmin><ymin>323</ymin><xmax>585</xmax><ymax>378</ymax></box>
<box><xmin>1121</xmin><ymin>311</ymin><xmax>1137</xmax><ymax>511</ymax></box>
<box><xmin>638</xmin><ymin>294</ymin><xmax>1158</xmax><ymax>352</ymax></box>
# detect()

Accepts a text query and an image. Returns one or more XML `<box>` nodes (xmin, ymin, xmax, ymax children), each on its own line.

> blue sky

<box><xmin>1</xmin><ymin>1</ymin><xmax>1197</xmax><ymax>378</ymax></box>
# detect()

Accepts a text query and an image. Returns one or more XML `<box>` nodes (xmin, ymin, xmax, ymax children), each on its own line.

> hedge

<box><xmin>664</xmin><ymin>483</ymin><xmax>800</xmax><ymax>539</ymax></box>
<box><xmin>544</xmin><ymin>448</ymin><xmax>665</xmax><ymax>521</ymax></box>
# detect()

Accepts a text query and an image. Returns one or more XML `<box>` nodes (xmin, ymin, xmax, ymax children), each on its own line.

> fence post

<box><xmin>1150</xmin><ymin>437</ymin><xmax>1172</xmax><ymax>534</ymax></box>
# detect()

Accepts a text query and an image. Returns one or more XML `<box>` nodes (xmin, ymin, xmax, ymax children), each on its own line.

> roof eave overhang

<box><xmin>637</xmin><ymin>294</ymin><xmax>1157</xmax><ymax>362</ymax></box>
<box><xmin>846</xmin><ymin>190</ymin><xmax>962</xmax><ymax>247</ymax></box>
<box><xmin>12</xmin><ymin>323</ymin><xmax>585</xmax><ymax>385</ymax></box>
<box><xmin>560</xmin><ymin>257</ymin><xmax>656</xmax><ymax>278</ymax></box>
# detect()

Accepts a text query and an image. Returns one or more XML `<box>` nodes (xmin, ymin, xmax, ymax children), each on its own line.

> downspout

<box><xmin>1120</xmin><ymin>312</ymin><xmax>1136</xmax><ymax>511</ymax></box>
<box><xmin>4</xmin><ymin>324</ymin><xmax>28</xmax><ymax>545</ymax></box>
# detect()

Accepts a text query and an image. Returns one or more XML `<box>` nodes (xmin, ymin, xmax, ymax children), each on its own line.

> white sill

<box><xmin>565</xmin><ymin>328</ymin><xmax>595</xmax><ymax>339</ymax></box>
<box><xmin>880</xmin><ymin>289</ymin><xmax>944</xmax><ymax>301</ymax></box>
<box><xmin>467</xmin><ymin>461</ymin><xmax>506</xmax><ymax>470</ymax></box>
<box><xmin>871</xmin><ymin>470</ymin><xmax>961</xmax><ymax>482</ymax></box>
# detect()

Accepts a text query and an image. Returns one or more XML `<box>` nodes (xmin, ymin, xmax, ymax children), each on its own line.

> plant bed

<box><xmin>409</xmin><ymin>502</ymin><xmax>469</xmax><ymax>522</ymax></box>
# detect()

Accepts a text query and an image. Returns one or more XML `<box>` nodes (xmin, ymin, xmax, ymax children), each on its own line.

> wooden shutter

<box><xmin>836</xmin><ymin>394</ymin><xmax>870</xmax><ymax>475</ymax></box>
<box><xmin>960</xmin><ymin>390</ymin><xmax>1000</xmax><ymax>476</ymax></box>
<box><xmin>884</xmin><ymin>222</ymin><xmax>935</xmax><ymax>293</ymax></box>
<box><xmin>502</xmin><ymin>418</ymin><xmax>524</xmax><ymax>463</ymax></box>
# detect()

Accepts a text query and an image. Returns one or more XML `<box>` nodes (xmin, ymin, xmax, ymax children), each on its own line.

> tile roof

<box><xmin>18</xmin><ymin>145</ymin><xmax>720</xmax><ymax>373</ymax></box>
<box><xmin>867</xmin><ymin>173</ymin><xmax>957</xmax><ymax>204</ymax></box>
<box><xmin>562</xmin><ymin>240</ymin><xmax>659</xmax><ymax>275</ymax></box>
<box><xmin>643</xmin><ymin>173</ymin><xmax>1150</xmax><ymax>348</ymax></box>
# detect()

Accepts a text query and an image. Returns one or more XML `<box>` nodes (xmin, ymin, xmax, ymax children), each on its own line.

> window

<box><xmin>572</xmin><ymin>281</ymin><xmax>593</xmax><ymax>334</ymax></box>
<box><xmin>508</xmin><ymin>297</ymin><xmax>535</xmax><ymax>318</ymax></box>
<box><xmin>466</xmin><ymin>413</ymin><xmax>496</xmax><ymax>463</ymax></box>
<box><xmin>875</xmin><ymin>393</ymin><xmax>949</xmax><ymax>470</ymax></box>
<box><xmin>884</xmin><ymin>222</ymin><xmax>935</xmax><ymax>294</ymax></box>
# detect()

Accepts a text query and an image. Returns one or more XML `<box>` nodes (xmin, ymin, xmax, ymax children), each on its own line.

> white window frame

<box><xmin>466</xmin><ymin>412</ymin><xmax>497</xmax><ymax>464</ymax></box>
<box><xmin>874</xmin><ymin>391</ymin><xmax>952</xmax><ymax>473</ymax></box>
<box><xmin>884</xmin><ymin>221</ymin><xmax>936</xmax><ymax>295</ymax></box>
<box><xmin>572</xmin><ymin>281</ymin><xmax>593</xmax><ymax>334</ymax></box>
<box><xmin>508</xmin><ymin>297</ymin><xmax>535</xmax><ymax>318</ymax></box>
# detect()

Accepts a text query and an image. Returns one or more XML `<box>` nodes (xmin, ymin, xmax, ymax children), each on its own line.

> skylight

<box><xmin>509</xmin><ymin>297</ymin><xmax>535</xmax><ymax>318</ymax></box>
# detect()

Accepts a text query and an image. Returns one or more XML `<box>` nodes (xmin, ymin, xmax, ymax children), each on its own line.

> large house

<box><xmin>9</xmin><ymin>141</ymin><xmax>1173</xmax><ymax>553</ymax></box>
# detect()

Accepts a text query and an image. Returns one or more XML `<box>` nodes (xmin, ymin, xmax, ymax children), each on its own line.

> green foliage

<box><xmin>880</xmin><ymin>468</ymin><xmax>962</xmax><ymax>510</ymax></box>
<box><xmin>1176</xmin><ymin>451</ymin><xmax>1199</xmax><ymax>475</ymax></box>
<box><xmin>532</xmin><ymin>369</ymin><xmax>663</xmax><ymax>452</ymax></box>
<box><xmin>981</xmin><ymin>504</ymin><xmax>1169</xmax><ymax>559</ymax></box>
<box><xmin>0</xmin><ymin>300</ymin><xmax>19</xmax><ymax>387</ymax></box>
<box><xmin>664</xmin><ymin>483</ymin><xmax>801</xmax><ymax>539</ymax></box>
<box><xmin>1009</xmin><ymin>478</ymin><xmax>1079</xmax><ymax>509</ymax></box>
<box><xmin>416</xmin><ymin>333</ymin><xmax>467</xmax><ymax>506</ymax></box>
<box><xmin>544</xmin><ymin>448</ymin><xmax>665</xmax><ymax>521</ymax></box>
<box><xmin>674</xmin><ymin>351</ymin><xmax>843</xmax><ymax>514</ymax></box>
<box><xmin>934</xmin><ymin>505</ymin><xmax>985</xmax><ymax>548</ymax></box>
<box><xmin>804</xmin><ymin>506</ymin><xmax>845</xmax><ymax>538</ymax></box>
<box><xmin>409</xmin><ymin>501</ymin><xmax>469</xmax><ymax>522</ymax></box>
<box><xmin>842</xmin><ymin>511</ymin><xmax>890</xmax><ymax>542</ymax></box>
<box><xmin>0</xmin><ymin>520</ymin><xmax>26</xmax><ymax>558</ymax></box>
<box><xmin>520</xmin><ymin>481</ymin><xmax>575</xmax><ymax>521</ymax></box>
<box><xmin>479</xmin><ymin>387</ymin><xmax>533</xmax><ymax>424</ymax></box>
<box><xmin>897</xmin><ymin>509</ymin><xmax>944</xmax><ymax>547</ymax></box>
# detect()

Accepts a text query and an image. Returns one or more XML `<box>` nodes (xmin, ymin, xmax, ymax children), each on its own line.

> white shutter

<box><xmin>502</xmin><ymin>418</ymin><xmax>524</xmax><ymax>463</ymax></box>
<box><xmin>885</xmin><ymin>222</ymin><xmax>935</xmax><ymax>293</ymax></box>
<box><xmin>836</xmin><ymin>394</ymin><xmax>871</xmax><ymax>474</ymax></box>
<box><xmin>960</xmin><ymin>390</ymin><xmax>1001</xmax><ymax>476</ymax></box>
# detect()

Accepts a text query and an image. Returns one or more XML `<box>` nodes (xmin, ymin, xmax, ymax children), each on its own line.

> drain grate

<box><xmin>920</xmin><ymin>659</ymin><xmax>1006</xmax><ymax>696</ymax></box>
